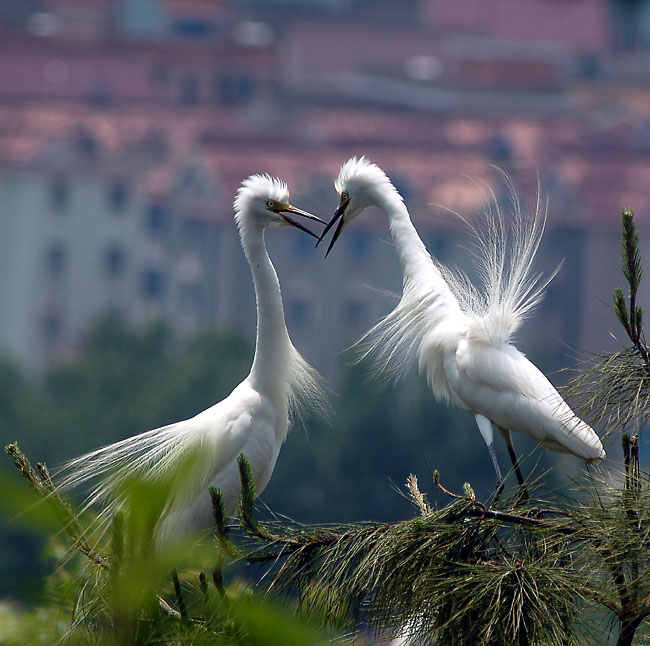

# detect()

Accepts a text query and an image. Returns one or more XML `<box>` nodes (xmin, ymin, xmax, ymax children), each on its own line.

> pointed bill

<box><xmin>317</xmin><ymin>201</ymin><xmax>348</xmax><ymax>257</ymax></box>
<box><xmin>279</xmin><ymin>205</ymin><xmax>326</xmax><ymax>239</ymax></box>
<box><xmin>325</xmin><ymin>215</ymin><xmax>346</xmax><ymax>257</ymax></box>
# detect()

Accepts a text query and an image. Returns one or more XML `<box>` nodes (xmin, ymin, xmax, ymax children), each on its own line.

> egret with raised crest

<box><xmin>319</xmin><ymin>157</ymin><xmax>604</xmax><ymax>488</ymax></box>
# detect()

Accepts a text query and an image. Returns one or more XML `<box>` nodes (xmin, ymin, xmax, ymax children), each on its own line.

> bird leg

<box><xmin>498</xmin><ymin>427</ymin><xmax>528</xmax><ymax>501</ymax></box>
<box><xmin>172</xmin><ymin>569</ymin><xmax>187</xmax><ymax>620</ymax></box>
<box><xmin>488</xmin><ymin>441</ymin><xmax>508</xmax><ymax>502</ymax></box>
<box><xmin>474</xmin><ymin>415</ymin><xmax>503</xmax><ymax>489</ymax></box>
<box><xmin>488</xmin><ymin>441</ymin><xmax>503</xmax><ymax>487</ymax></box>
<box><xmin>506</xmin><ymin>444</ymin><xmax>525</xmax><ymax>488</ymax></box>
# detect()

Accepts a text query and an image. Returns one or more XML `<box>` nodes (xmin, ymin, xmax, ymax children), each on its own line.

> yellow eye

<box><xmin>341</xmin><ymin>191</ymin><xmax>349</xmax><ymax>202</ymax></box>
<box><xmin>266</xmin><ymin>200</ymin><xmax>275</xmax><ymax>209</ymax></box>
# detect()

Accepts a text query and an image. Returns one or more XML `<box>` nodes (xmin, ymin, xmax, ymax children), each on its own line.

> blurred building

<box><xmin>0</xmin><ymin>0</ymin><xmax>650</xmax><ymax>373</ymax></box>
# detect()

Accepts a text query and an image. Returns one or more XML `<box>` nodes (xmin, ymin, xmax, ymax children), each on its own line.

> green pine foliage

<box><xmin>566</xmin><ymin>209</ymin><xmax>650</xmax><ymax>437</ymax></box>
<box><xmin>4</xmin><ymin>443</ymin><xmax>332</xmax><ymax>646</ymax></box>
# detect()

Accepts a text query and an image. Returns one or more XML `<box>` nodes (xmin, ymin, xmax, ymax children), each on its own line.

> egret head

<box><xmin>234</xmin><ymin>174</ymin><xmax>325</xmax><ymax>238</ymax></box>
<box><xmin>319</xmin><ymin>157</ymin><xmax>402</xmax><ymax>255</ymax></box>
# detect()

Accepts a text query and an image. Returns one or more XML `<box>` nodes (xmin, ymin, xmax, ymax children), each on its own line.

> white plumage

<box><xmin>321</xmin><ymin>157</ymin><xmax>604</xmax><ymax>484</ymax></box>
<box><xmin>58</xmin><ymin>174</ymin><xmax>327</xmax><ymax>545</ymax></box>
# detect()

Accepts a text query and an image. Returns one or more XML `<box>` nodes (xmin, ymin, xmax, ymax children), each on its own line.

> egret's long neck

<box><xmin>379</xmin><ymin>193</ymin><xmax>454</xmax><ymax>301</ymax></box>
<box><xmin>239</xmin><ymin>220</ymin><xmax>292</xmax><ymax>393</ymax></box>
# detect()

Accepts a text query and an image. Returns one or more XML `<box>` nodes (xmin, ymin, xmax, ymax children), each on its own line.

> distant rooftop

<box><xmin>1</xmin><ymin>97</ymin><xmax>650</xmax><ymax>229</ymax></box>
<box><xmin>1</xmin><ymin>0</ymin><xmax>650</xmax><ymax>228</ymax></box>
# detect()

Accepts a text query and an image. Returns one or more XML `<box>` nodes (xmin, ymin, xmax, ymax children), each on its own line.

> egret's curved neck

<box><xmin>378</xmin><ymin>192</ymin><xmax>443</xmax><ymax>287</ymax></box>
<box><xmin>238</xmin><ymin>219</ymin><xmax>291</xmax><ymax>393</ymax></box>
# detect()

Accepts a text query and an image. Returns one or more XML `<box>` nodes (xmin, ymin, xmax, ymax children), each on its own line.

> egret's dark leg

<box><xmin>172</xmin><ymin>569</ymin><xmax>187</xmax><ymax>619</ymax></box>
<box><xmin>498</xmin><ymin>427</ymin><xmax>528</xmax><ymax>500</ymax></box>
<box><xmin>506</xmin><ymin>444</ymin><xmax>526</xmax><ymax>488</ymax></box>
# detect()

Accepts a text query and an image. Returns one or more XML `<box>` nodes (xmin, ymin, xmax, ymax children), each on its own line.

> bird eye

<box><xmin>341</xmin><ymin>191</ymin><xmax>349</xmax><ymax>202</ymax></box>
<box><xmin>266</xmin><ymin>200</ymin><xmax>275</xmax><ymax>209</ymax></box>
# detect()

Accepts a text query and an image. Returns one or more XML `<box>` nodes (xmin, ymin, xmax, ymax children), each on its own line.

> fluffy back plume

<box><xmin>354</xmin><ymin>274</ymin><xmax>452</xmax><ymax>390</ymax></box>
<box><xmin>54</xmin><ymin>419</ymin><xmax>202</xmax><ymax>531</ymax></box>
<box><xmin>442</xmin><ymin>178</ymin><xmax>559</xmax><ymax>346</ymax></box>
<box><xmin>286</xmin><ymin>345</ymin><xmax>330</xmax><ymax>427</ymax></box>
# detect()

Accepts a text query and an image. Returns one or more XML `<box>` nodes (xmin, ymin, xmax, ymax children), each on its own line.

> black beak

<box><xmin>279</xmin><ymin>206</ymin><xmax>326</xmax><ymax>240</ymax></box>
<box><xmin>317</xmin><ymin>201</ymin><xmax>348</xmax><ymax>257</ymax></box>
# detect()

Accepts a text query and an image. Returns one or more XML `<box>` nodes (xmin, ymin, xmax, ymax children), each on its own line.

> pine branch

<box><xmin>209</xmin><ymin>486</ymin><xmax>242</xmax><ymax>559</ymax></box>
<box><xmin>564</xmin><ymin>348</ymin><xmax>650</xmax><ymax>437</ymax></box>
<box><xmin>5</xmin><ymin>443</ymin><xmax>183</xmax><ymax>621</ymax></box>
<box><xmin>238</xmin><ymin>480</ymin><xmax>568</xmax><ymax>572</ymax></box>
<box><xmin>242</xmin><ymin>487</ymin><xmax>581</xmax><ymax>643</ymax></box>
<box><xmin>565</xmin><ymin>208</ymin><xmax>650</xmax><ymax>436</ymax></box>
<box><xmin>237</xmin><ymin>453</ymin><xmax>274</xmax><ymax>541</ymax></box>
<box><xmin>617</xmin><ymin>208</ymin><xmax>648</xmax><ymax>360</ymax></box>
<box><xmin>230</xmin><ymin>461</ymin><xmax>650</xmax><ymax>645</ymax></box>
<box><xmin>614</xmin><ymin>287</ymin><xmax>633</xmax><ymax>340</ymax></box>
<box><xmin>5</xmin><ymin>442</ymin><xmax>110</xmax><ymax>569</ymax></box>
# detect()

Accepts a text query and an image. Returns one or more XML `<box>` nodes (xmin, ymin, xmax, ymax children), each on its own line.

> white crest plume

<box><xmin>234</xmin><ymin>174</ymin><xmax>289</xmax><ymax>216</ymax></box>
<box><xmin>335</xmin><ymin>156</ymin><xmax>402</xmax><ymax>204</ymax></box>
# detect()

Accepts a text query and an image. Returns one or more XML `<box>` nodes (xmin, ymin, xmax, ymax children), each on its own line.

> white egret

<box><xmin>59</xmin><ymin>174</ymin><xmax>328</xmax><ymax>546</ymax></box>
<box><xmin>319</xmin><ymin>157</ymin><xmax>604</xmax><ymax>487</ymax></box>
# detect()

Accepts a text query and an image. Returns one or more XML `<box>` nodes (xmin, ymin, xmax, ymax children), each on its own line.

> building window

<box><xmin>146</xmin><ymin>203</ymin><xmax>168</xmax><ymax>235</ymax></box>
<box><xmin>150</xmin><ymin>63</ymin><xmax>170</xmax><ymax>88</ymax></box>
<box><xmin>45</xmin><ymin>242</ymin><xmax>66</xmax><ymax>276</ymax></box>
<box><xmin>287</xmin><ymin>299</ymin><xmax>310</xmax><ymax>328</ymax></box>
<box><xmin>104</xmin><ymin>245</ymin><xmax>125</xmax><ymax>279</ymax></box>
<box><xmin>42</xmin><ymin>307</ymin><xmax>62</xmax><ymax>347</ymax></box>
<box><xmin>108</xmin><ymin>179</ymin><xmax>129</xmax><ymax>213</ymax></box>
<box><xmin>428</xmin><ymin>235</ymin><xmax>448</xmax><ymax>261</ymax></box>
<box><xmin>76</xmin><ymin>129</ymin><xmax>98</xmax><ymax>159</ymax></box>
<box><xmin>50</xmin><ymin>177</ymin><xmax>70</xmax><ymax>213</ymax></box>
<box><xmin>180</xmin><ymin>282</ymin><xmax>203</xmax><ymax>310</ymax></box>
<box><xmin>343</xmin><ymin>300</ymin><xmax>365</xmax><ymax>326</ymax></box>
<box><xmin>349</xmin><ymin>231</ymin><xmax>370</xmax><ymax>262</ymax></box>
<box><xmin>173</xmin><ymin>19</ymin><xmax>214</xmax><ymax>39</ymax></box>
<box><xmin>179</xmin><ymin>74</ymin><xmax>200</xmax><ymax>105</ymax></box>
<box><xmin>217</xmin><ymin>74</ymin><xmax>255</xmax><ymax>106</ymax></box>
<box><xmin>142</xmin><ymin>268</ymin><xmax>167</xmax><ymax>299</ymax></box>
<box><xmin>184</xmin><ymin>217</ymin><xmax>207</xmax><ymax>247</ymax></box>
<box><xmin>293</xmin><ymin>234</ymin><xmax>314</xmax><ymax>259</ymax></box>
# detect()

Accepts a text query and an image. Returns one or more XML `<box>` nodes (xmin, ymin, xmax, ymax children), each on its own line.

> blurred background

<box><xmin>0</xmin><ymin>0</ymin><xmax>649</xmax><ymax>606</ymax></box>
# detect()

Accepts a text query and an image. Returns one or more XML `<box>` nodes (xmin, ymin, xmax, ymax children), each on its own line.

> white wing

<box><xmin>446</xmin><ymin>338</ymin><xmax>604</xmax><ymax>461</ymax></box>
<box><xmin>156</xmin><ymin>385</ymin><xmax>282</xmax><ymax>543</ymax></box>
<box><xmin>58</xmin><ymin>378</ymin><xmax>286</xmax><ymax>541</ymax></box>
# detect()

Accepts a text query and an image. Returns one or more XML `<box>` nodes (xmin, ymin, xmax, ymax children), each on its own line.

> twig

<box><xmin>209</xmin><ymin>486</ymin><xmax>242</xmax><ymax>559</ymax></box>
<box><xmin>433</xmin><ymin>470</ymin><xmax>468</xmax><ymax>501</ymax></box>
<box><xmin>5</xmin><ymin>443</ymin><xmax>180</xmax><ymax>621</ymax></box>
<box><xmin>172</xmin><ymin>569</ymin><xmax>187</xmax><ymax>620</ymax></box>
<box><xmin>5</xmin><ymin>443</ymin><xmax>110</xmax><ymax>569</ymax></box>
